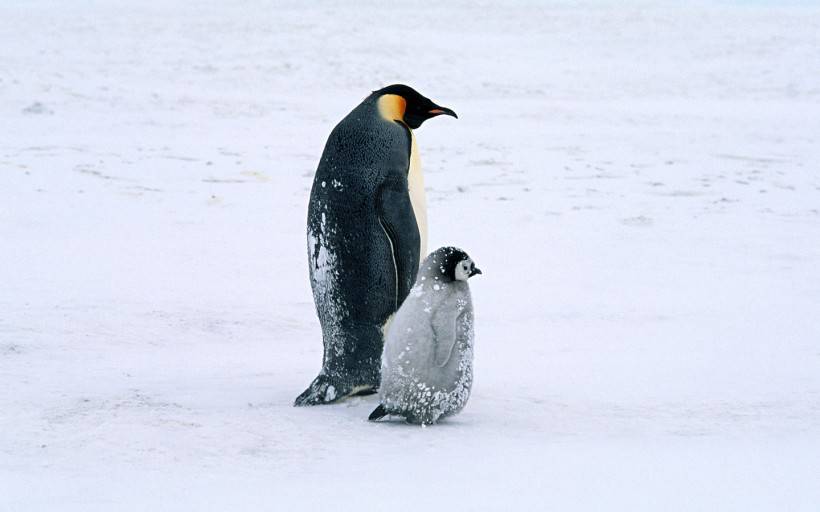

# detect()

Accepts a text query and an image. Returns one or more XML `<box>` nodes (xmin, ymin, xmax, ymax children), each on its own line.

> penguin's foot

<box><xmin>368</xmin><ymin>404</ymin><xmax>388</xmax><ymax>421</ymax></box>
<box><xmin>352</xmin><ymin>386</ymin><xmax>378</xmax><ymax>397</ymax></box>
<box><xmin>294</xmin><ymin>376</ymin><xmax>377</xmax><ymax>406</ymax></box>
<box><xmin>294</xmin><ymin>375</ymin><xmax>343</xmax><ymax>406</ymax></box>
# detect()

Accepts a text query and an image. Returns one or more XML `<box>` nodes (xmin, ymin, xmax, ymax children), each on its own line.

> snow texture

<box><xmin>308</xmin><ymin>211</ymin><xmax>343</xmax><ymax>361</ymax></box>
<box><xmin>2</xmin><ymin>0</ymin><xmax>820</xmax><ymax>510</ymax></box>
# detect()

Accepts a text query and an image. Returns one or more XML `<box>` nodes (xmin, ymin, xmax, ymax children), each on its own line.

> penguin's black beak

<box><xmin>427</xmin><ymin>106</ymin><xmax>458</xmax><ymax>119</ymax></box>
<box><xmin>405</xmin><ymin>101</ymin><xmax>457</xmax><ymax>128</ymax></box>
<box><xmin>470</xmin><ymin>267</ymin><xmax>482</xmax><ymax>277</ymax></box>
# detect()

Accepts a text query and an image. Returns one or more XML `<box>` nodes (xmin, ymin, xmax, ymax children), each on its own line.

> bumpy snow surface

<box><xmin>2</xmin><ymin>1</ymin><xmax>819</xmax><ymax>510</ymax></box>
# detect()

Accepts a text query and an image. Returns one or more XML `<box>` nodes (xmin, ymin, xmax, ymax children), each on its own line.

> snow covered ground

<box><xmin>2</xmin><ymin>1</ymin><xmax>819</xmax><ymax>510</ymax></box>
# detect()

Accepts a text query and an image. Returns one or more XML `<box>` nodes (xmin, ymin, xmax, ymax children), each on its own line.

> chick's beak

<box><xmin>428</xmin><ymin>105</ymin><xmax>458</xmax><ymax>119</ymax></box>
<box><xmin>470</xmin><ymin>267</ymin><xmax>482</xmax><ymax>277</ymax></box>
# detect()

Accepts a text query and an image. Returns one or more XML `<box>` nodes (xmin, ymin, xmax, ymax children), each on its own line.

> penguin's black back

<box><xmin>306</xmin><ymin>95</ymin><xmax>417</xmax><ymax>380</ymax></box>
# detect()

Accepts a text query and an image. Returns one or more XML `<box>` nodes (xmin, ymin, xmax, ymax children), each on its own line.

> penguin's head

<box><xmin>453</xmin><ymin>256</ymin><xmax>481</xmax><ymax>281</ymax></box>
<box><xmin>374</xmin><ymin>84</ymin><xmax>457</xmax><ymax>129</ymax></box>
<box><xmin>428</xmin><ymin>246</ymin><xmax>481</xmax><ymax>282</ymax></box>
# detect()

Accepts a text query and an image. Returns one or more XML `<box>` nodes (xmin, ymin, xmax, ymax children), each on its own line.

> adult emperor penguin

<box><xmin>294</xmin><ymin>85</ymin><xmax>457</xmax><ymax>406</ymax></box>
<box><xmin>369</xmin><ymin>247</ymin><xmax>481</xmax><ymax>425</ymax></box>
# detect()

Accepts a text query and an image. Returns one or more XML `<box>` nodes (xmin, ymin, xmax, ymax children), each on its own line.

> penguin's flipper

<box><xmin>377</xmin><ymin>178</ymin><xmax>421</xmax><ymax>307</ymax></box>
<box><xmin>433</xmin><ymin>314</ymin><xmax>458</xmax><ymax>368</ymax></box>
<box><xmin>368</xmin><ymin>404</ymin><xmax>388</xmax><ymax>421</ymax></box>
<box><xmin>294</xmin><ymin>374</ymin><xmax>350</xmax><ymax>406</ymax></box>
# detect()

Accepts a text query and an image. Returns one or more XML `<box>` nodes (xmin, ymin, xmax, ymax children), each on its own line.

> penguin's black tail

<box><xmin>368</xmin><ymin>405</ymin><xmax>388</xmax><ymax>421</ymax></box>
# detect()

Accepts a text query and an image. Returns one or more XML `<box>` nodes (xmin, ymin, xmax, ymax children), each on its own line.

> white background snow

<box><xmin>2</xmin><ymin>1</ymin><xmax>819</xmax><ymax>510</ymax></box>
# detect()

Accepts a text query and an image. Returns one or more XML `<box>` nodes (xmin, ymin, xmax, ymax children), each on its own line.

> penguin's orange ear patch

<box><xmin>377</xmin><ymin>94</ymin><xmax>407</xmax><ymax>122</ymax></box>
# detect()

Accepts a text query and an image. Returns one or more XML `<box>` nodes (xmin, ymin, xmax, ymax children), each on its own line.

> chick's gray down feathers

<box><xmin>371</xmin><ymin>247</ymin><xmax>476</xmax><ymax>425</ymax></box>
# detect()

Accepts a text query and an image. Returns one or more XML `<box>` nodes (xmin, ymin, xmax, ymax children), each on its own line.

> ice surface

<box><xmin>1</xmin><ymin>1</ymin><xmax>819</xmax><ymax>510</ymax></box>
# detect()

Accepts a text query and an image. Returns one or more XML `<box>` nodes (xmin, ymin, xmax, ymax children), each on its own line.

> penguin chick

<box><xmin>369</xmin><ymin>247</ymin><xmax>481</xmax><ymax>425</ymax></box>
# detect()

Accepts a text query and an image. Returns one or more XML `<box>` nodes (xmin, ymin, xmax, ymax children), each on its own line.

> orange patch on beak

<box><xmin>428</xmin><ymin>106</ymin><xmax>457</xmax><ymax>118</ymax></box>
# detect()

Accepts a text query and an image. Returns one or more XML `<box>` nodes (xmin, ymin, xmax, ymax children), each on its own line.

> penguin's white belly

<box><xmin>407</xmin><ymin>132</ymin><xmax>428</xmax><ymax>261</ymax></box>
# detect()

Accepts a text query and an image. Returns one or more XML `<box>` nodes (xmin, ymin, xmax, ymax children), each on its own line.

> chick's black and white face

<box><xmin>454</xmin><ymin>258</ymin><xmax>481</xmax><ymax>281</ymax></box>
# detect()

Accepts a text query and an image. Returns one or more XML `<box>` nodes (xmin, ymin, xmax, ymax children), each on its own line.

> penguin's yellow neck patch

<box><xmin>377</xmin><ymin>94</ymin><xmax>407</xmax><ymax>123</ymax></box>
